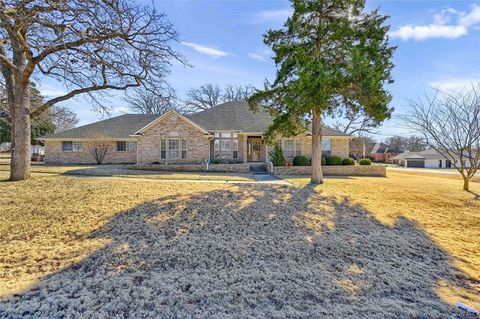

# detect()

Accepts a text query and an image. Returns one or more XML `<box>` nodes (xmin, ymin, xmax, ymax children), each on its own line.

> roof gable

<box><xmin>133</xmin><ymin>110</ymin><xmax>209</xmax><ymax>135</ymax></box>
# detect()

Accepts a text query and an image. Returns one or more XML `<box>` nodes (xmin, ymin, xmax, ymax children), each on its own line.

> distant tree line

<box><xmin>124</xmin><ymin>83</ymin><xmax>256</xmax><ymax>115</ymax></box>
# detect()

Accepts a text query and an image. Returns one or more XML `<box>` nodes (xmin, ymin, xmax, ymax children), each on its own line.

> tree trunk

<box><xmin>311</xmin><ymin>109</ymin><xmax>323</xmax><ymax>184</ymax></box>
<box><xmin>10</xmin><ymin>83</ymin><xmax>31</xmax><ymax>181</ymax></box>
<box><xmin>463</xmin><ymin>178</ymin><xmax>469</xmax><ymax>191</ymax></box>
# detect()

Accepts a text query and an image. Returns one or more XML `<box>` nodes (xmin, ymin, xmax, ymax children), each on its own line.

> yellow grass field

<box><xmin>0</xmin><ymin>169</ymin><xmax>479</xmax><ymax>316</ymax></box>
<box><xmin>284</xmin><ymin>171</ymin><xmax>480</xmax><ymax>308</ymax></box>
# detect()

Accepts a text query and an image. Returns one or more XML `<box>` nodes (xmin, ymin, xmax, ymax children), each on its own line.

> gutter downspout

<box><xmin>206</xmin><ymin>136</ymin><xmax>214</xmax><ymax>171</ymax></box>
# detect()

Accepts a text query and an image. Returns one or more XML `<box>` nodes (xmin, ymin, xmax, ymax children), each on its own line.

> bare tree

<box><xmin>384</xmin><ymin>135</ymin><xmax>426</xmax><ymax>152</ymax></box>
<box><xmin>87</xmin><ymin>138</ymin><xmax>112</xmax><ymax>165</ymax></box>
<box><xmin>222</xmin><ymin>84</ymin><xmax>255</xmax><ymax>102</ymax></box>
<box><xmin>50</xmin><ymin>106</ymin><xmax>79</xmax><ymax>132</ymax></box>
<box><xmin>0</xmin><ymin>0</ymin><xmax>183</xmax><ymax>180</ymax></box>
<box><xmin>349</xmin><ymin>135</ymin><xmax>375</xmax><ymax>159</ymax></box>
<box><xmin>184</xmin><ymin>83</ymin><xmax>222</xmax><ymax>113</ymax></box>
<box><xmin>404</xmin><ymin>84</ymin><xmax>480</xmax><ymax>191</ymax></box>
<box><xmin>332</xmin><ymin>108</ymin><xmax>380</xmax><ymax>136</ymax></box>
<box><xmin>405</xmin><ymin>135</ymin><xmax>426</xmax><ymax>152</ymax></box>
<box><xmin>184</xmin><ymin>83</ymin><xmax>256</xmax><ymax>113</ymax></box>
<box><xmin>124</xmin><ymin>86</ymin><xmax>178</xmax><ymax>114</ymax></box>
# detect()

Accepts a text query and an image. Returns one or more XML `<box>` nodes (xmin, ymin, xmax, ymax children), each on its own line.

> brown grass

<box><xmin>284</xmin><ymin>171</ymin><xmax>480</xmax><ymax>308</ymax></box>
<box><xmin>0</xmin><ymin>176</ymin><xmax>224</xmax><ymax>297</ymax></box>
<box><xmin>0</xmin><ymin>171</ymin><xmax>479</xmax><ymax>316</ymax></box>
<box><xmin>0</xmin><ymin>162</ymin><xmax>255</xmax><ymax>181</ymax></box>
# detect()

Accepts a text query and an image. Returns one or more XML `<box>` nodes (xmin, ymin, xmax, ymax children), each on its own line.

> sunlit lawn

<box><xmin>0</xmin><ymin>176</ymin><xmax>225</xmax><ymax>297</ymax></box>
<box><xmin>0</xmin><ymin>161</ymin><xmax>255</xmax><ymax>182</ymax></box>
<box><xmin>283</xmin><ymin>171</ymin><xmax>480</xmax><ymax>307</ymax></box>
<box><xmin>0</xmin><ymin>167</ymin><xmax>479</xmax><ymax>314</ymax></box>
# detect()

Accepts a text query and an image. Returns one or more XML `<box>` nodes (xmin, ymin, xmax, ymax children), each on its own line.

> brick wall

<box><xmin>274</xmin><ymin>135</ymin><xmax>350</xmax><ymax>160</ymax></box>
<box><xmin>44</xmin><ymin>140</ymin><xmax>137</xmax><ymax>164</ymax></box>
<box><xmin>272</xmin><ymin>165</ymin><xmax>386</xmax><ymax>177</ymax></box>
<box><xmin>137</xmin><ymin>113</ymin><xmax>209</xmax><ymax>164</ymax></box>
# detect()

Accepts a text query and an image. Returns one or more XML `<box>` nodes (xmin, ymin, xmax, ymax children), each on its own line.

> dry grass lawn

<box><xmin>0</xmin><ymin>171</ymin><xmax>479</xmax><ymax>317</ymax></box>
<box><xmin>0</xmin><ymin>161</ymin><xmax>255</xmax><ymax>181</ymax></box>
<box><xmin>284</xmin><ymin>171</ymin><xmax>480</xmax><ymax>308</ymax></box>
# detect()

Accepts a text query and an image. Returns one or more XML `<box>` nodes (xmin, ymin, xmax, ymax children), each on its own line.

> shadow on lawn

<box><xmin>0</xmin><ymin>183</ymin><xmax>476</xmax><ymax>318</ymax></box>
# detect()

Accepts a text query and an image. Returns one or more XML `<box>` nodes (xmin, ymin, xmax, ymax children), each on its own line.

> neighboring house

<box><xmin>40</xmin><ymin>102</ymin><xmax>351</xmax><ymax>165</ymax></box>
<box><xmin>391</xmin><ymin>148</ymin><xmax>472</xmax><ymax>168</ymax></box>
<box><xmin>368</xmin><ymin>142</ymin><xmax>404</xmax><ymax>163</ymax></box>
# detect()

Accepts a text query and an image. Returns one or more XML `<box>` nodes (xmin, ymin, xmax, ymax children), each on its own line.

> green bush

<box><xmin>269</xmin><ymin>143</ymin><xmax>286</xmax><ymax>166</ymax></box>
<box><xmin>359</xmin><ymin>158</ymin><xmax>372</xmax><ymax>165</ymax></box>
<box><xmin>326</xmin><ymin>156</ymin><xmax>342</xmax><ymax>166</ymax></box>
<box><xmin>293</xmin><ymin>155</ymin><xmax>309</xmax><ymax>166</ymax></box>
<box><xmin>321</xmin><ymin>157</ymin><xmax>326</xmax><ymax>166</ymax></box>
<box><xmin>342</xmin><ymin>158</ymin><xmax>355</xmax><ymax>166</ymax></box>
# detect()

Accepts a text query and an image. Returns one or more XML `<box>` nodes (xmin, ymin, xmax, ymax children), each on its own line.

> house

<box><xmin>391</xmin><ymin>148</ymin><xmax>471</xmax><ymax>168</ymax></box>
<box><xmin>368</xmin><ymin>142</ymin><xmax>404</xmax><ymax>163</ymax></box>
<box><xmin>40</xmin><ymin>101</ymin><xmax>351</xmax><ymax>166</ymax></box>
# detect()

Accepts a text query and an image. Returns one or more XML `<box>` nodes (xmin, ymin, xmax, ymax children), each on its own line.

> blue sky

<box><xmin>39</xmin><ymin>0</ymin><xmax>480</xmax><ymax>140</ymax></box>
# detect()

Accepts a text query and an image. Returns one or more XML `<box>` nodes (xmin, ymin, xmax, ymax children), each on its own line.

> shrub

<box><xmin>269</xmin><ymin>143</ymin><xmax>286</xmax><ymax>166</ymax></box>
<box><xmin>293</xmin><ymin>155</ymin><xmax>309</xmax><ymax>166</ymax></box>
<box><xmin>359</xmin><ymin>158</ymin><xmax>372</xmax><ymax>165</ymax></box>
<box><xmin>342</xmin><ymin>158</ymin><xmax>355</xmax><ymax>166</ymax></box>
<box><xmin>321</xmin><ymin>157</ymin><xmax>326</xmax><ymax>166</ymax></box>
<box><xmin>326</xmin><ymin>156</ymin><xmax>342</xmax><ymax>166</ymax></box>
<box><xmin>210</xmin><ymin>159</ymin><xmax>220</xmax><ymax>164</ymax></box>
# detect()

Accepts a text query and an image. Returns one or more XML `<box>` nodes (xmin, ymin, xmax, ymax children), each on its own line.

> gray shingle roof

<box><xmin>185</xmin><ymin>101</ymin><xmax>272</xmax><ymax>132</ymax></box>
<box><xmin>42</xmin><ymin>101</ymin><xmax>350</xmax><ymax>139</ymax></box>
<box><xmin>41</xmin><ymin>114</ymin><xmax>161</xmax><ymax>139</ymax></box>
<box><xmin>370</xmin><ymin>142</ymin><xmax>404</xmax><ymax>154</ymax></box>
<box><xmin>392</xmin><ymin>148</ymin><xmax>449</xmax><ymax>160</ymax></box>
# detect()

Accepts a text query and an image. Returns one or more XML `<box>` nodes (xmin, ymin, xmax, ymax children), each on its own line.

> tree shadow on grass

<box><xmin>0</xmin><ymin>184</ymin><xmax>476</xmax><ymax>318</ymax></box>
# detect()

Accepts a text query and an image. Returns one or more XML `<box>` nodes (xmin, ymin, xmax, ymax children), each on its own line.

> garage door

<box><xmin>407</xmin><ymin>159</ymin><xmax>425</xmax><ymax>168</ymax></box>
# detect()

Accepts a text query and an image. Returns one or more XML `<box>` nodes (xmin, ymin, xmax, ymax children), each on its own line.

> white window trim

<box><xmin>62</xmin><ymin>141</ymin><xmax>83</xmax><ymax>152</ymax></box>
<box><xmin>282</xmin><ymin>138</ymin><xmax>300</xmax><ymax>159</ymax></box>
<box><xmin>160</xmin><ymin>138</ymin><xmax>187</xmax><ymax>160</ymax></box>
<box><xmin>213</xmin><ymin>131</ymin><xmax>239</xmax><ymax>160</ymax></box>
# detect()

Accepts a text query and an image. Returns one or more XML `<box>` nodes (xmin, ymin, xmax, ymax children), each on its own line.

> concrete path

<box><xmin>253</xmin><ymin>173</ymin><xmax>291</xmax><ymax>185</ymax></box>
<box><xmin>387</xmin><ymin>167</ymin><xmax>463</xmax><ymax>176</ymax></box>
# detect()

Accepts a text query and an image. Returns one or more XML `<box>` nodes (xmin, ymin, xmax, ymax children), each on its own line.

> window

<box><xmin>322</xmin><ymin>139</ymin><xmax>331</xmax><ymax>158</ymax></box>
<box><xmin>127</xmin><ymin>142</ymin><xmax>136</xmax><ymax>151</ymax></box>
<box><xmin>213</xmin><ymin>132</ymin><xmax>239</xmax><ymax>160</ymax></box>
<box><xmin>62</xmin><ymin>141</ymin><xmax>82</xmax><ymax>152</ymax></box>
<box><xmin>161</xmin><ymin>139</ymin><xmax>166</xmax><ymax>159</ymax></box>
<box><xmin>181</xmin><ymin>139</ymin><xmax>187</xmax><ymax>159</ymax></box>
<box><xmin>116</xmin><ymin>141</ymin><xmax>127</xmax><ymax>152</ymax></box>
<box><xmin>232</xmin><ymin>139</ymin><xmax>238</xmax><ymax>159</ymax></box>
<box><xmin>221</xmin><ymin>140</ymin><xmax>231</xmax><ymax>152</ymax></box>
<box><xmin>168</xmin><ymin>139</ymin><xmax>180</xmax><ymax>159</ymax></box>
<box><xmin>283</xmin><ymin>139</ymin><xmax>294</xmax><ymax>159</ymax></box>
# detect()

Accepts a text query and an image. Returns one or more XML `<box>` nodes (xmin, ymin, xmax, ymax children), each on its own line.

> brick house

<box><xmin>368</xmin><ymin>142</ymin><xmax>404</xmax><ymax>163</ymax></box>
<box><xmin>40</xmin><ymin>101</ymin><xmax>351</xmax><ymax>166</ymax></box>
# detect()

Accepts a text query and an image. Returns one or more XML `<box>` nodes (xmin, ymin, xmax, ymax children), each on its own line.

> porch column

<box><xmin>242</xmin><ymin>135</ymin><xmax>248</xmax><ymax>163</ymax></box>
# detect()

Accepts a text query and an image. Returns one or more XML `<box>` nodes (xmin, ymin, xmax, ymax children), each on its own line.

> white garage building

<box><xmin>392</xmin><ymin>148</ymin><xmax>471</xmax><ymax>169</ymax></box>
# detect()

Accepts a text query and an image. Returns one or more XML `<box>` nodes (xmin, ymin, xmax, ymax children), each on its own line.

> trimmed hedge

<box><xmin>342</xmin><ymin>158</ymin><xmax>355</xmax><ymax>166</ymax></box>
<box><xmin>321</xmin><ymin>157</ymin><xmax>326</xmax><ymax>166</ymax></box>
<box><xmin>359</xmin><ymin>158</ymin><xmax>372</xmax><ymax>165</ymax></box>
<box><xmin>293</xmin><ymin>155</ymin><xmax>309</xmax><ymax>166</ymax></box>
<box><xmin>325</xmin><ymin>156</ymin><xmax>342</xmax><ymax>166</ymax></box>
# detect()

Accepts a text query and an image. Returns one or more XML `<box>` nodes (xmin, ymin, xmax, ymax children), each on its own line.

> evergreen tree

<box><xmin>249</xmin><ymin>0</ymin><xmax>395</xmax><ymax>183</ymax></box>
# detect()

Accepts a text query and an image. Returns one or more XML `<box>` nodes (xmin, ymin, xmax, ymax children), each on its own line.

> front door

<box><xmin>247</xmin><ymin>138</ymin><xmax>262</xmax><ymax>162</ymax></box>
